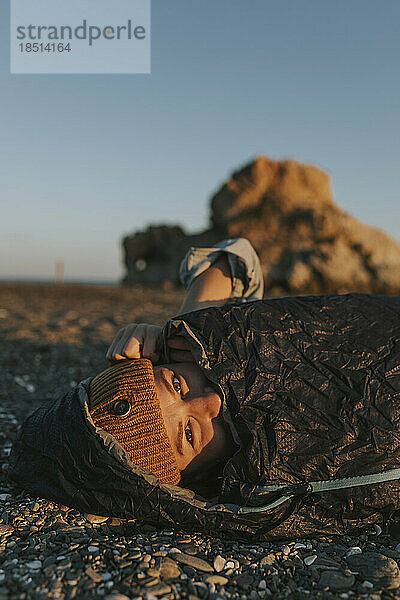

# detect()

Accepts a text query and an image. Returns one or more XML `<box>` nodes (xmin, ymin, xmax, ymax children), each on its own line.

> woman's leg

<box><xmin>176</xmin><ymin>254</ymin><xmax>233</xmax><ymax>315</ymax></box>
<box><xmin>177</xmin><ymin>238</ymin><xmax>264</xmax><ymax>315</ymax></box>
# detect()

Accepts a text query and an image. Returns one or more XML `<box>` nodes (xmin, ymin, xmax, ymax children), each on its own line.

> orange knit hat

<box><xmin>89</xmin><ymin>359</ymin><xmax>180</xmax><ymax>485</ymax></box>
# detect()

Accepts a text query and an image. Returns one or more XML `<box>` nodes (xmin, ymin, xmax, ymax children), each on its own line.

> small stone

<box><xmin>171</xmin><ymin>552</ymin><xmax>213</xmax><ymax>573</ymax></box>
<box><xmin>258</xmin><ymin>580</ymin><xmax>267</xmax><ymax>590</ymax></box>
<box><xmin>282</xmin><ymin>545</ymin><xmax>291</xmax><ymax>556</ymax></box>
<box><xmin>214</xmin><ymin>555</ymin><xmax>226</xmax><ymax>572</ymax></box>
<box><xmin>88</xmin><ymin>545</ymin><xmax>100</xmax><ymax>554</ymax></box>
<box><xmin>0</xmin><ymin>573</ymin><xmax>5</xmax><ymax>584</ymax></box>
<box><xmin>0</xmin><ymin>525</ymin><xmax>13</xmax><ymax>536</ymax></box>
<box><xmin>205</xmin><ymin>575</ymin><xmax>228</xmax><ymax>585</ymax></box>
<box><xmin>104</xmin><ymin>594</ymin><xmax>130</xmax><ymax>600</ymax></box>
<box><xmin>182</xmin><ymin>544</ymin><xmax>198</xmax><ymax>555</ymax></box>
<box><xmin>318</xmin><ymin>571</ymin><xmax>355</xmax><ymax>592</ymax></box>
<box><xmin>86</xmin><ymin>566</ymin><xmax>103</xmax><ymax>583</ymax></box>
<box><xmin>159</xmin><ymin>557</ymin><xmax>181</xmax><ymax>580</ymax></box>
<box><xmin>346</xmin><ymin>547</ymin><xmax>362</xmax><ymax>557</ymax></box>
<box><xmin>26</xmin><ymin>560</ymin><xmax>42</xmax><ymax>570</ymax></box>
<box><xmin>102</xmin><ymin>573</ymin><xmax>113</xmax><ymax>582</ymax></box>
<box><xmin>147</xmin><ymin>584</ymin><xmax>172</xmax><ymax>596</ymax></box>
<box><xmin>85</xmin><ymin>513</ymin><xmax>109</xmax><ymax>524</ymax></box>
<box><xmin>362</xmin><ymin>580</ymin><xmax>374</xmax><ymax>589</ymax></box>
<box><xmin>373</xmin><ymin>524</ymin><xmax>382</xmax><ymax>535</ymax></box>
<box><xmin>346</xmin><ymin>552</ymin><xmax>400</xmax><ymax>590</ymax></box>
<box><xmin>304</xmin><ymin>555</ymin><xmax>317</xmax><ymax>566</ymax></box>
<box><xmin>260</xmin><ymin>554</ymin><xmax>275</xmax><ymax>567</ymax></box>
<box><xmin>293</xmin><ymin>543</ymin><xmax>307</xmax><ymax>550</ymax></box>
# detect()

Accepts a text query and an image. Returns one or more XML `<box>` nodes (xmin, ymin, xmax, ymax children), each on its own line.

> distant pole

<box><xmin>55</xmin><ymin>260</ymin><xmax>64</xmax><ymax>285</ymax></box>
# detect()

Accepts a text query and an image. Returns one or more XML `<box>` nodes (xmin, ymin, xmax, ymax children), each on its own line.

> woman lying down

<box><xmin>9</xmin><ymin>238</ymin><xmax>400</xmax><ymax>541</ymax></box>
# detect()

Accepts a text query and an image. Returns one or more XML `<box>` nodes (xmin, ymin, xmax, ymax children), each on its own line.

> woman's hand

<box><xmin>106</xmin><ymin>323</ymin><xmax>162</xmax><ymax>363</ymax></box>
<box><xmin>106</xmin><ymin>323</ymin><xmax>194</xmax><ymax>364</ymax></box>
<box><xmin>107</xmin><ymin>255</ymin><xmax>233</xmax><ymax>364</ymax></box>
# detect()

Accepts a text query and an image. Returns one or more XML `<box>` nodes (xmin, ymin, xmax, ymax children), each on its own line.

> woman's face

<box><xmin>153</xmin><ymin>362</ymin><xmax>230</xmax><ymax>475</ymax></box>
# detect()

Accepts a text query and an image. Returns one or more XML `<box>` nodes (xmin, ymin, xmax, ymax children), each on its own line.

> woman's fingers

<box><xmin>122</xmin><ymin>333</ymin><xmax>142</xmax><ymax>359</ymax></box>
<box><xmin>142</xmin><ymin>325</ymin><xmax>162</xmax><ymax>362</ymax></box>
<box><xmin>107</xmin><ymin>327</ymin><xmax>194</xmax><ymax>364</ymax></box>
<box><xmin>106</xmin><ymin>325</ymin><xmax>141</xmax><ymax>362</ymax></box>
<box><xmin>106</xmin><ymin>323</ymin><xmax>162</xmax><ymax>363</ymax></box>
<box><xmin>106</xmin><ymin>328</ymin><xmax>126</xmax><ymax>361</ymax></box>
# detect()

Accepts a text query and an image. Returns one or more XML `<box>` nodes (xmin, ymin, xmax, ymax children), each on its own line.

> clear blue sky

<box><xmin>1</xmin><ymin>0</ymin><xmax>399</xmax><ymax>282</ymax></box>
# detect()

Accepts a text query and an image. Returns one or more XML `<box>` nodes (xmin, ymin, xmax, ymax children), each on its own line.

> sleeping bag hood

<box><xmin>8</xmin><ymin>294</ymin><xmax>400</xmax><ymax>541</ymax></box>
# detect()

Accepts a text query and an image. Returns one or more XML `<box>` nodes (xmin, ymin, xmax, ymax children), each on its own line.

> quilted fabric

<box><xmin>8</xmin><ymin>293</ymin><xmax>400</xmax><ymax>541</ymax></box>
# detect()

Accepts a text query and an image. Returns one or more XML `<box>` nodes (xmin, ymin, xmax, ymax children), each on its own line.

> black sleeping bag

<box><xmin>8</xmin><ymin>294</ymin><xmax>400</xmax><ymax>541</ymax></box>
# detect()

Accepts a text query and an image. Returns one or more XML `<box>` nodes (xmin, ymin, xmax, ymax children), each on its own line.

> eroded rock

<box><xmin>123</xmin><ymin>155</ymin><xmax>400</xmax><ymax>295</ymax></box>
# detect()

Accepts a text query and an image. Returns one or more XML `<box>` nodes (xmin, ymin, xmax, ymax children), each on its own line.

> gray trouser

<box><xmin>179</xmin><ymin>237</ymin><xmax>264</xmax><ymax>302</ymax></box>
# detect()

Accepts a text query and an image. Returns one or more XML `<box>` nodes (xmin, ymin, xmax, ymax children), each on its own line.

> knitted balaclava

<box><xmin>89</xmin><ymin>358</ymin><xmax>181</xmax><ymax>485</ymax></box>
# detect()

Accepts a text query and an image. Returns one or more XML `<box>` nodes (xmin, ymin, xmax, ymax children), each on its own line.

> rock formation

<box><xmin>123</xmin><ymin>155</ymin><xmax>400</xmax><ymax>295</ymax></box>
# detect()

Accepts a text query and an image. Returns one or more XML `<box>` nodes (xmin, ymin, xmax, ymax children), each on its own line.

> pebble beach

<box><xmin>1</xmin><ymin>283</ymin><xmax>400</xmax><ymax>600</ymax></box>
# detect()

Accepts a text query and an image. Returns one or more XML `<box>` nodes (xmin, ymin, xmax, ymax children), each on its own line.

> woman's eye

<box><xmin>185</xmin><ymin>422</ymin><xmax>193</xmax><ymax>447</ymax></box>
<box><xmin>172</xmin><ymin>374</ymin><xmax>182</xmax><ymax>394</ymax></box>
